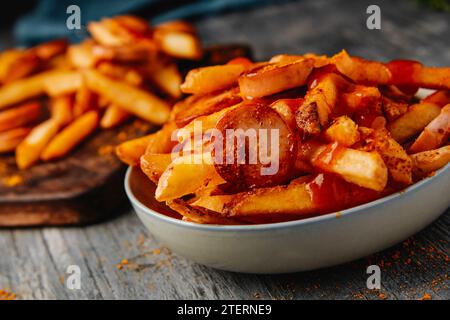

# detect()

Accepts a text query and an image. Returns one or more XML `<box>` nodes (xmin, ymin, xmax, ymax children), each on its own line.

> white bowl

<box><xmin>125</xmin><ymin>163</ymin><xmax>450</xmax><ymax>274</ymax></box>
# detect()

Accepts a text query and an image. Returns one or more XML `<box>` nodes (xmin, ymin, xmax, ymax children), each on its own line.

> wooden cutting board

<box><xmin>0</xmin><ymin>120</ymin><xmax>154</xmax><ymax>227</ymax></box>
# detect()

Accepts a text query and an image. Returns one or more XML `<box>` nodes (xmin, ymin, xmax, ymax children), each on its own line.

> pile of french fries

<box><xmin>118</xmin><ymin>50</ymin><xmax>450</xmax><ymax>225</ymax></box>
<box><xmin>0</xmin><ymin>15</ymin><xmax>202</xmax><ymax>169</ymax></box>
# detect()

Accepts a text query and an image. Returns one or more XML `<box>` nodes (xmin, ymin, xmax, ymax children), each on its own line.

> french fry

<box><xmin>145</xmin><ymin>60</ymin><xmax>182</xmax><ymax>98</ymax></box>
<box><xmin>167</xmin><ymin>199</ymin><xmax>242</xmax><ymax>225</ymax></box>
<box><xmin>0</xmin><ymin>71</ymin><xmax>56</xmax><ymax>109</ymax></box>
<box><xmin>372</xmin><ymin>125</ymin><xmax>413</xmax><ymax>185</ymax></box>
<box><xmin>43</xmin><ymin>70</ymin><xmax>82</xmax><ymax>96</ymax></box>
<box><xmin>73</xmin><ymin>83</ymin><xmax>97</xmax><ymax>117</ymax></box>
<box><xmin>311</xmin><ymin>143</ymin><xmax>388</xmax><ymax>191</ymax></box>
<box><xmin>0</xmin><ymin>50</ymin><xmax>40</xmax><ymax>84</ymax></box>
<box><xmin>332</xmin><ymin>50</ymin><xmax>391</xmax><ymax>85</ymax></box>
<box><xmin>97</xmin><ymin>61</ymin><xmax>143</xmax><ymax>86</ymax></box>
<box><xmin>388</xmin><ymin>102</ymin><xmax>441</xmax><ymax>143</ymax></box>
<box><xmin>67</xmin><ymin>41</ymin><xmax>99</xmax><ymax>69</ymax></box>
<box><xmin>324</xmin><ymin>116</ymin><xmax>360</xmax><ymax>147</ymax></box>
<box><xmin>409</xmin><ymin>104</ymin><xmax>450</xmax><ymax>153</ymax></box>
<box><xmin>0</xmin><ymin>101</ymin><xmax>41</xmax><ymax>132</ymax></box>
<box><xmin>0</xmin><ymin>127</ymin><xmax>32</xmax><ymax>153</ymax></box>
<box><xmin>296</xmin><ymin>73</ymin><xmax>343</xmax><ymax>134</ymax></box>
<box><xmin>50</xmin><ymin>95</ymin><xmax>73</xmax><ymax>126</ymax></box>
<box><xmin>92</xmin><ymin>42</ymin><xmax>157</xmax><ymax>63</ymax></box>
<box><xmin>381</xmin><ymin>96</ymin><xmax>408</xmax><ymax>121</ymax></box>
<box><xmin>100</xmin><ymin>104</ymin><xmax>131</xmax><ymax>129</ymax></box>
<box><xmin>181</xmin><ymin>64</ymin><xmax>245</xmax><ymax>95</ymax></box>
<box><xmin>116</xmin><ymin>133</ymin><xmax>156</xmax><ymax>166</ymax></box>
<box><xmin>140</xmin><ymin>152</ymin><xmax>173</xmax><ymax>183</ymax></box>
<box><xmin>16</xmin><ymin>119</ymin><xmax>60</xmax><ymax>169</ymax></box>
<box><xmin>145</xmin><ymin>121</ymin><xmax>178</xmax><ymax>154</ymax></box>
<box><xmin>239</xmin><ymin>59</ymin><xmax>313</xmax><ymax>98</ymax></box>
<box><xmin>155</xmin><ymin>152</ymin><xmax>226</xmax><ymax>201</ymax></box>
<box><xmin>422</xmin><ymin>90</ymin><xmax>450</xmax><ymax>107</ymax></box>
<box><xmin>41</xmin><ymin>111</ymin><xmax>99</xmax><ymax>161</ymax></box>
<box><xmin>411</xmin><ymin>145</ymin><xmax>450</xmax><ymax>176</ymax></box>
<box><xmin>270</xmin><ymin>54</ymin><xmax>329</xmax><ymax>68</ymax></box>
<box><xmin>269</xmin><ymin>99</ymin><xmax>299</xmax><ymax>130</ymax></box>
<box><xmin>32</xmin><ymin>39</ymin><xmax>68</xmax><ymax>60</ymax></box>
<box><xmin>387</xmin><ymin>60</ymin><xmax>450</xmax><ymax>90</ymax></box>
<box><xmin>171</xmin><ymin>87</ymin><xmax>242</xmax><ymax>127</ymax></box>
<box><xmin>83</xmin><ymin>69</ymin><xmax>170</xmax><ymax>124</ymax></box>
<box><xmin>154</xmin><ymin>27</ymin><xmax>202</xmax><ymax>60</ymax></box>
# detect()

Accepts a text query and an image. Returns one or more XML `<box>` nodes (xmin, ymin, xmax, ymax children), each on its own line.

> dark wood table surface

<box><xmin>0</xmin><ymin>0</ymin><xmax>448</xmax><ymax>300</ymax></box>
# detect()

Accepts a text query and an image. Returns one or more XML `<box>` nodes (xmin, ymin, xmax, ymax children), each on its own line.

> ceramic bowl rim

<box><xmin>125</xmin><ymin>162</ymin><xmax>450</xmax><ymax>233</ymax></box>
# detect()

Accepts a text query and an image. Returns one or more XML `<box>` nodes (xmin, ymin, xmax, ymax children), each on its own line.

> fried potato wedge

<box><xmin>83</xmin><ymin>69</ymin><xmax>170</xmax><ymax>124</ymax></box>
<box><xmin>41</xmin><ymin>111</ymin><xmax>99</xmax><ymax>161</ymax></box>
<box><xmin>409</xmin><ymin>104</ymin><xmax>450</xmax><ymax>153</ymax></box>
<box><xmin>100</xmin><ymin>104</ymin><xmax>131</xmax><ymax>129</ymax></box>
<box><xmin>312</xmin><ymin>143</ymin><xmax>388</xmax><ymax>191</ymax></box>
<box><xmin>171</xmin><ymin>87</ymin><xmax>242</xmax><ymax>127</ymax></box>
<box><xmin>181</xmin><ymin>64</ymin><xmax>245</xmax><ymax>95</ymax></box>
<box><xmin>140</xmin><ymin>152</ymin><xmax>173</xmax><ymax>183</ymax></box>
<box><xmin>372</xmin><ymin>125</ymin><xmax>413</xmax><ymax>185</ymax></box>
<box><xmin>387</xmin><ymin>60</ymin><xmax>450</xmax><ymax>90</ymax></box>
<box><xmin>116</xmin><ymin>133</ymin><xmax>155</xmax><ymax>166</ymax></box>
<box><xmin>324</xmin><ymin>116</ymin><xmax>360</xmax><ymax>147</ymax></box>
<box><xmin>411</xmin><ymin>145</ymin><xmax>450</xmax><ymax>176</ymax></box>
<box><xmin>0</xmin><ymin>101</ymin><xmax>41</xmax><ymax>132</ymax></box>
<box><xmin>154</xmin><ymin>27</ymin><xmax>202</xmax><ymax>60</ymax></box>
<box><xmin>332</xmin><ymin>50</ymin><xmax>391</xmax><ymax>85</ymax></box>
<box><xmin>381</xmin><ymin>96</ymin><xmax>408</xmax><ymax>121</ymax></box>
<box><xmin>388</xmin><ymin>102</ymin><xmax>441</xmax><ymax>143</ymax></box>
<box><xmin>155</xmin><ymin>152</ymin><xmax>226</xmax><ymax>201</ymax></box>
<box><xmin>0</xmin><ymin>127</ymin><xmax>32</xmax><ymax>153</ymax></box>
<box><xmin>50</xmin><ymin>95</ymin><xmax>73</xmax><ymax>126</ymax></box>
<box><xmin>16</xmin><ymin>119</ymin><xmax>60</xmax><ymax>169</ymax></box>
<box><xmin>239</xmin><ymin>59</ymin><xmax>313</xmax><ymax>98</ymax></box>
<box><xmin>422</xmin><ymin>90</ymin><xmax>450</xmax><ymax>107</ymax></box>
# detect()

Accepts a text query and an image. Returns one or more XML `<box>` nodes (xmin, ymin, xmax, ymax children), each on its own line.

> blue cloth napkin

<box><xmin>14</xmin><ymin>0</ymin><xmax>275</xmax><ymax>46</ymax></box>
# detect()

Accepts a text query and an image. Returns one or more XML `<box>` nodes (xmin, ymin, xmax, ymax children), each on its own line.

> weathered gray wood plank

<box><xmin>0</xmin><ymin>0</ymin><xmax>449</xmax><ymax>300</ymax></box>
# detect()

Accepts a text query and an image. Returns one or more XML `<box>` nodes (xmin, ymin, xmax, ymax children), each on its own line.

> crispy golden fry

<box><xmin>43</xmin><ymin>70</ymin><xmax>83</xmax><ymax>96</ymax></box>
<box><xmin>155</xmin><ymin>152</ymin><xmax>226</xmax><ymax>201</ymax></box>
<box><xmin>146</xmin><ymin>122</ymin><xmax>178</xmax><ymax>154</ymax></box>
<box><xmin>192</xmin><ymin>177</ymin><xmax>314</xmax><ymax>216</ymax></box>
<box><xmin>270</xmin><ymin>54</ymin><xmax>329</xmax><ymax>68</ymax></box>
<box><xmin>0</xmin><ymin>127</ymin><xmax>32</xmax><ymax>153</ymax></box>
<box><xmin>140</xmin><ymin>152</ymin><xmax>173</xmax><ymax>183</ymax></box>
<box><xmin>50</xmin><ymin>95</ymin><xmax>73</xmax><ymax>126</ymax></box>
<box><xmin>167</xmin><ymin>198</ymin><xmax>242</xmax><ymax>225</ymax></box>
<box><xmin>145</xmin><ymin>60</ymin><xmax>182</xmax><ymax>98</ymax></box>
<box><xmin>154</xmin><ymin>27</ymin><xmax>202</xmax><ymax>60</ymax></box>
<box><xmin>296</xmin><ymin>73</ymin><xmax>343</xmax><ymax>134</ymax></box>
<box><xmin>88</xmin><ymin>16</ymin><xmax>151</xmax><ymax>46</ymax></box>
<box><xmin>0</xmin><ymin>50</ymin><xmax>40</xmax><ymax>84</ymax></box>
<box><xmin>324</xmin><ymin>116</ymin><xmax>360</xmax><ymax>147</ymax></box>
<box><xmin>422</xmin><ymin>90</ymin><xmax>450</xmax><ymax>107</ymax></box>
<box><xmin>372</xmin><ymin>125</ymin><xmax>413</xmax><ymax>185</ymax></box>
<box><xmin>269</xmin><ymin>99</ymin><xmax>298</xmax><ymax>131</ymax></box>
<box><xmin>32</xmin><ymin>39</ymin><xmax>68</xmax><ymax>60</ymax></box>
<box><xmin>171</xmin><ymin>87</ymin><xmax>241</xmax><ymax>127</ymax></box>
<box><xmin>0</xmin><ymin>71</ymin><xmax>58</xmax><ymax>109</ymax></box>
<box><xmin>341</xmin><ymin>85</ymin><xmax>381</xmax><ymax>111</ymax></box>
<box><xmin>0</xmin><ymin>101</ymin><xmax>41</xmax><ymax>132</ymax></box>
<box><xmin>116</xmin><ymin>133</ymin><xmax>155</xmax><ymax>166</ymax></box>
<box><xmin>409</xmin><ymin>104</ymin><xmax>450</xmax><ymax>153</ymax></box>
<box><xmin>332</xmin><ymin>50</ymin><xmax>391</xmax><ymax>85</ymax></box>
<box><xmin>381</xmin><ymin>96</ymin><xmax>408</xmax><ymax>121</ymax></box>
<box><xmin>100</xmin><ymin>104</ymin><xmax>131</xmax><ymax>129</ymax></box>
<box><xmin>311</xmin><ymin>143</ymin><xmax>388</xmax><ymax>191</ymax></box>
<box><xmin>181</xmin><ymin>64</ymin><xmax>245</xmax><ymax>95</ymax></box>
<box><xmin>92</xmin><ymin>42</ymin><xmax>158</xmax><ymax>63</ymax></box>
<box><xmin>83</xmin><ymin>69</ymin><xmax>170</xmax><ymax>124</ymax></box>
<box><xmin>97</xmin><ymin>61</ymin><xmax>143</xmax><ymax>86</ymax></box>
<box><xmin>73</xmin><ymin>83</ymin><xmax>97</xmax><ymax>117</ymax></box>
<box><xmin>239</xmin><ymin>59</ymin><xmax>313</xmax><ymax>98</ymax></box>
<box><xmin>16</xmin><ymin>119</ymin><xmax>60</xmax><ymax>169</ymax></box>
<box><xmin>67</xmin><ymin>41</ymin><xmax>99</xmax><ymax>69</ymax></box>
<box><xmin>388</xmin><ymin>102</ymin><xmax>441</xmax><ymax>143</ymax></box>
<box><xmin>41</xmin><ymin>111</ymin><xmax>99</xmax><ymax>161</ymax></box>
<box><xmin>387</xmin><ymin>60</ymin><xmax>450</xmax><ymax>90</ymax></box>
<box><xmin>411</xmin><ymin>145</ymin><xmax>450</xmax><ymax>176</ymax></box>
